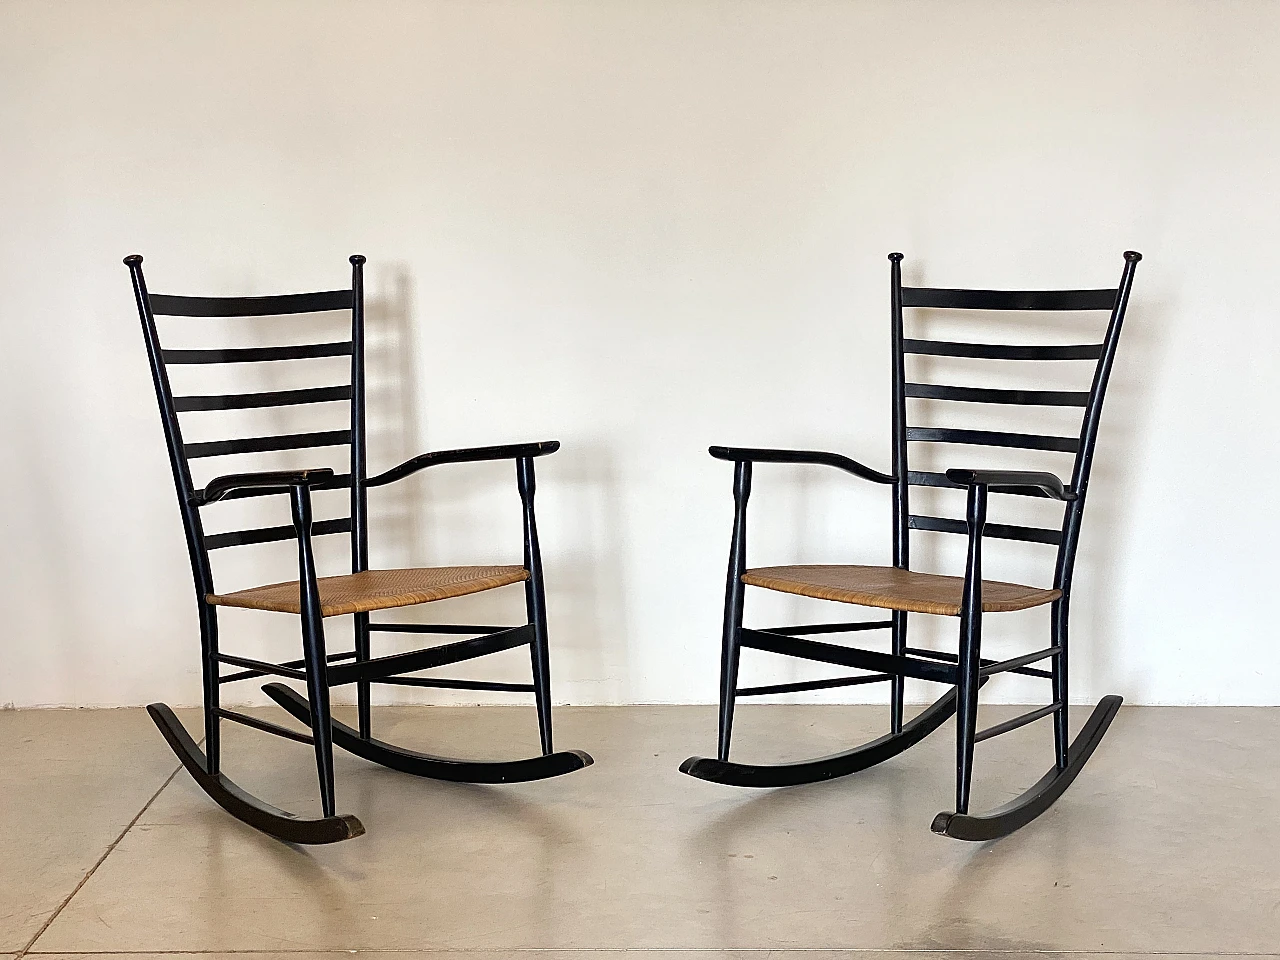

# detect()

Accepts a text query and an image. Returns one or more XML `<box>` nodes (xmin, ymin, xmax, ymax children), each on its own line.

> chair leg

<box><xmin>517</xmin><ymin>456</ymin><xmax>554</xmax><ymax>756</ymax></box>
<box><xmin>717</xmin><ymin>460</ymin><xmax>752</xmax><ymax>762</ymax></box>
<box><xmin>199</xmin><ymin>603</ymin><xmax>221</xmax><ymax>775</ymax></box>
<box><xmin>890</xmin><ymin>610</ymin><xmax>908</xmax><ymax>734</ymax></box>
<box><xmin>300</xmin><ymin>617</ymin><xmax>337</xmax><ymax>818</ymax></box>
<box><xmin>955</xmin><ymin>612</ymin><xmax>982</xmax><ymax>815</ymax></box>
<box><xmin>291</xmin><ymin>485</ymin><xmax>337</xmax><ymax>818</ymax></box>
<box><xmin>1051</xmin><ymin>598</ymin><xmax>1069</xmax><ymax>770</ymax></box>
<box><xmin>954</xmin><ymin>483</ymin><xmax>987</xmax><ymax>815</ymax></box>
<box><xmin>354</xmin><ymin>611</ymin><xmax>372</xmax><ymax>741</ymax></box>
<box><xmin>717</xmin><ymin>585</ymin><xmax>745</xmax><ymax>763</ymax></box>
<box><xmin>526</xmin><ymin>565</ymin><xmax>554</xmax><ymax>757</ymax></box>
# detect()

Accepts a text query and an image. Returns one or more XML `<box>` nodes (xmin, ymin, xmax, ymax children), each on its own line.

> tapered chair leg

<box><xmin>517</xmin><ymin>456</ymin><xmax>554</xmax><ymax>755</ymax></box>
<box><xmin>301</xmin><ymin>621</ymin><xmax>337</xmax><ymax>818</ymax></box>
<box><xmin>954</xmin><ymin>620</ymin><xmax>983</xmax><ymax>815</ymax></box>
<box><xmin>717</xmin><ymin>460</ymin><xmax>752</xmax><ymax>761</ymax></box>
<box><xmin>292</xmin><ymin>486</ymin><xmax>338</xmax><ymax>818</ymax></box>
<box><xmin>526</xmin><ymin>575</ymin><xmax>554</xmax><ymax>756</ymax></box>
<box><xmin>717</xmin><ymin>591</ymin><xmax>745</xmax><ymax>762</ymax></box>
<box><xmin>954</xmin><ymin>483</ymin><xmax>987</xmax><ymax>815</ymax></box>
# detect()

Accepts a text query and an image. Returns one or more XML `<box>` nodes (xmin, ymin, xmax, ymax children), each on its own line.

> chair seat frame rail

<box><xmin>681</xmin><ymin>251</ymin><xmax>1141</xmax><ymax>840</ymax></box>
<box><xmin>126</xmin><ymin>254</ymin><xmax>591</xmax><ymax>844</ymax></box>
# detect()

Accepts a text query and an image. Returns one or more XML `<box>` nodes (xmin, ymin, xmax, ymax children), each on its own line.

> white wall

<box><xmin>1</xmin><ymin>0</ymin><xmax>1276</xmax><ymax>709</ymax></box>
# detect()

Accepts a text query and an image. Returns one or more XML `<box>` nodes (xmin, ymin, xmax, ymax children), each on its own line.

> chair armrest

<box><xmin>365</xmin><ymin>441</ymin><xmax>560</xmax><ymax>488</ymax></box>
<box><xmin>945</xmin><ymin>468</ymin><xmax>1075</xmax><ymax>501</ymax></box>
<box><xmin>195</xmin><ymin>468</ymin><xmax>336</xmax><ymax>505</ymax></box>
<box><xmin>709</xmin><ymin>446</ymin><xmax>895</xmax><ymax>485</ymax></box>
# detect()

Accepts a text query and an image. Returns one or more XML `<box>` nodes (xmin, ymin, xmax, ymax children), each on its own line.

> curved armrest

<box><xmin>709</xmin><ymin>445</ymin><xmax>895</xmax><ymax>485</ymax></box>
<box><xmin>366</xmin><ymin>440</ymin><xmax>560</xmax><ymax>488</ymax></box>
<box><xmin>195</xmin><ymin>468</ymin><xmax>335</xmax><ymax>505</ymax></box>
<box><xmin>945</xmin><ymin>468</ymin><xmax>1075</xmax><ymax>501</ymax></box>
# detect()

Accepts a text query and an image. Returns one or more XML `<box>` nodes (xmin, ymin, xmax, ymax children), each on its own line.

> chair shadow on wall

<box><xmin>1075</xmin><ymin>293</ymin><xmax>1167</xmax><ymax>703</ymax></box>
<box><xmin>348</xmin><ymin>263</ymin><xmax>625</xmax><ymax>724</ymax></box>
<box><xmin>334</xmin><ymin>290</ymin><xmax>621</xmax><ymax>907</ymax></box>
<box><xmin>901</xmin><ymin>294</ymin><xmax>1167</xmax><ymax>715</ymax></box>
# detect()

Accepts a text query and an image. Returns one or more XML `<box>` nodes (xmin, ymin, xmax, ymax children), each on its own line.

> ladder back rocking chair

<box><xmin>126</xmin><ymin>253</ymin><xmax>592</xmax><ymax>845</ymax></box>
<box><xmin>681</xmin><ymin>251</ymin><xmax>1140</xmax><ymax>840</ymax></box>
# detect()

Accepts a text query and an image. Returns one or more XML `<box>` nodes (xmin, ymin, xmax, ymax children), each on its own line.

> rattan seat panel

<box><xmin>208</xmin><ymin>566</ymin><xmax>529</xmax><ymax>617</ymax></box>
<box><xmin>742</xmin><ymin>564</ymin><xmax>1060</xmax><ymax>616</ymax></box>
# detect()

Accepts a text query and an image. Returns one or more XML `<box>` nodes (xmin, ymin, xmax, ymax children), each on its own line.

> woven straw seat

<box><xmin>208</xmin><ymin>565</ymin><xmax>529</xmax><ymax>617</ymax></box>
<box><xmin>742</xmin><ymin>564</ymin><xmax>1060</xmax><ymax>617</ymax></box>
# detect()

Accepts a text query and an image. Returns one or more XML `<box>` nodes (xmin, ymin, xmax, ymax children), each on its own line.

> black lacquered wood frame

<box><xmin>682</xmin><ymin>251</ymin><xmax>1141</xmax><ymax>841</ymax></box>
<box><xmin>126</xmin><ymin>254</ymin><xmax>591</xmax><ymax>844</ymax></box>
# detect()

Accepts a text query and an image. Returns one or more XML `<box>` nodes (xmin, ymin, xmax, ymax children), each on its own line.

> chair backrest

<box><xmin>125</xmin><ymin>254</ymin><xmax>370</xmax><ymax>600</ymax></box>
<box><xmin>888</xmin><ymin>251</ymin><xmax>1141</xmax><ymax>594</ymax></box>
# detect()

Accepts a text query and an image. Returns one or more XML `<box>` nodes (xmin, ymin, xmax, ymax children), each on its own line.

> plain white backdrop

<box><xmin>1</xmin><ymin>0</ymin><xmax>1276</xmax><ymax>708</ymax></box>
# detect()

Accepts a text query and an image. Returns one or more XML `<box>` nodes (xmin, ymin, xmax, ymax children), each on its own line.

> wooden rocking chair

<box><xmin>681</xmin><ymin>251</ymin><xmax>1141</xmax><ymax>840</ymax></box>
<box><xmin>126</xmin><ymin>254</ymin><xmax>592</xmax><ymax>844</ymax></box>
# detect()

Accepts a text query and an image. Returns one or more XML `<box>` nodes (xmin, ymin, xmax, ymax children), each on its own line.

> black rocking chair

<box><xmin>126</xmin><ymin>253</ymin><xmax>592</xmax><ymax>844</ymax></box>
<box><xmin>682</xmin><ymin>251</ymin><xmax>1141</xmax><ymax>840</ymax></box>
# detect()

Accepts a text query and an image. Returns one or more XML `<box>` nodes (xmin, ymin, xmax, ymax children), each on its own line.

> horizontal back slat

<box><xmin>909</xmin><ymin>514</ymin><xmax>1062</xmax><ymax>545</ymax></box>
<box><xmin>900</xmin><ymin>287</ymin><xmax>1117</xmax><ymax>311</ymax></box>
<box><xmin>184</xmin><ymin>429</ymin><xmax>351</xmax><ymax>459</ymax></box>
<box><xmin>149</xmin><ymin>290</ymin><xmax>353</xmax><ymax>317</ymax></box>
<box><xmin>205</xmin><ymin>517</ymin><xmax>352</xmax><ymax>550</ymax></box>
<box><xmin>902</xmin><ymin>339</ymin><xmax>1103</xmax><ymax>361</ymax></box>
<box><xmin>162</xmin><ymin>342</ymin><xmax>353</xmax><ymax>364</ymax></box>
<box><xmin>904</xmin><ymin>383</ymin><xmax>1089</xmax><ymax>407</ymax></box>
<box><xmin>174</xmin><ymin>385</ymin><xmax>351</xmax><ymax>412</ymax></box>
<box><xmin>906</xmin><ymin>470</ymin><xmax>1058</xmax><ymax>499</ymax></box>
<box><xmin>906</xmin><ymin>427</ymin><xmax>1079</xmax><ymax>453</ymax></box>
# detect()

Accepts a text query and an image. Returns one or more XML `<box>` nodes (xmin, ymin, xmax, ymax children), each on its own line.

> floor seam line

<box><xmin>17</xmin><ymin>951</ymin><xmax>1280</xmax><ymax>956</ymax></box>
<box><xmin>15</xmin><ymin>761</ymin><xmax>183</xmax><ymax>959</ymax></box>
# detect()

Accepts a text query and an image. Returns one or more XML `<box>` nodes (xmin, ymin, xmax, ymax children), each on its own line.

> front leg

<box><xmin>290</xmin><ymin>484</ymin><xmax>338</xmax><ymax>818</ymax></box>
<box><xmin>954</xmin><ymin>482</ymin><xmax>988</xmax><ymax>814</ymax></box>
<box><xmin>717</xmin><ymin>460</ymin><xmax>752</xmax><ymax>761</ymax></box>
<box><xmin>517</xmin><ymin>456</ymin><xmax>554</xmax><ymax>755</ymax></box>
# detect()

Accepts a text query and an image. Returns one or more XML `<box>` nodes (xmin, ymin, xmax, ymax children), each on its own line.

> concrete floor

<box><xmin>1</xmin><ymin>703</ymin><xmax>1277</xmax><ymax>959</ymax></box>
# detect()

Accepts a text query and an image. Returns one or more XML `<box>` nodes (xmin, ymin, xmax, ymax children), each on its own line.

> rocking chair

<box><xmin>126</xmin><ymin>253</ymin><xmax>592</xmax><ymax>844</ymax></box>
<box><xmin>681</xmin><ymin>251</ymin><xmax>1141</xmax><ymax>840</ymax></box>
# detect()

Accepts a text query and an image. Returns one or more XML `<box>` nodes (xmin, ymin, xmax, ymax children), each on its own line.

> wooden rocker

<box><xmin>127</xmin><ymin>254</ymin><xmax>592</xmax><ymax>844</ymax></box>
<box><xmin>682</xmin><ymin>251</ymin><xmax>1140</xmax><ymax>840</ymax></box>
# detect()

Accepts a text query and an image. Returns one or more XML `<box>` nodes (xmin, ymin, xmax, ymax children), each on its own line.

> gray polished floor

<box><xmin>2</xmin><ymin>703</ymin><xmax>1277</xmax><ymax>959</ymax></box>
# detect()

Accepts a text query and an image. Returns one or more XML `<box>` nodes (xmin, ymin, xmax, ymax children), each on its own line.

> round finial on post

<box><xmin>888</xmin><ymin>252</ymin><xmax>904</xmax><ymax>262</ymax></box>
<box><xmin>1123</xmin><ymin>250</ymin><xmax>1142</xmax><ymax>262</ymax></box>
<box><xmin>350</xmin><ymin>254</ymin><xmax>366</xmax><ymax>265</ymax></box>
<box><xmin>123</xmin><ymin>254</ymin><xmax>143</xmax><ymax>266</ymax></box>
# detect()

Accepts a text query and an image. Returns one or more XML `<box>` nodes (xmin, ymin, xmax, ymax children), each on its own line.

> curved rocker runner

<box><xmin>680</xmin><ymin>685</ymin><xmax>964</xmax><ymax>788</ymax></box>
<box><xmin>148</xmin><ymin>703</ymin><xmax>364</xmax><ymax>844</ymax></box>
<box><xmin>930</xmin><ymin>694</ymin><xmax>1121</xmax><ymax>840</ymax></box>
<box><xmin>682</xmin><ymin>251</ymin><xmax>1141</xmax><ymax>840</ymax></box>
<box><xmin>127</xmin><ymin>254</ymin><xmax>592</xmax><ymax>843</ymax></box>
<box><xmin>263</xmin><ymin>682</ymin><xmax>592</xmax><ymax>783</ymax></box>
